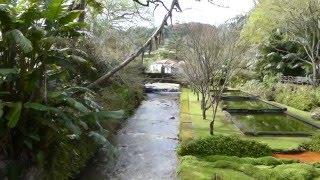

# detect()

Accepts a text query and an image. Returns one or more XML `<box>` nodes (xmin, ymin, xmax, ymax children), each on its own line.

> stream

<box><xmin>79</xmin><ymin>84</ymin><xmax>180</xmax><ymax>180</ymax></box>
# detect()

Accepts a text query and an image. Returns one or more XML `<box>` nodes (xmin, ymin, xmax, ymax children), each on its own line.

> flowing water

<box><xmin>79</xmin><ymin>85</ymin><xmax>180</xmax><ymax>180</ymax></box>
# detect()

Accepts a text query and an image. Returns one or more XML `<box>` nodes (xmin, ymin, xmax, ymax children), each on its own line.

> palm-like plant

<box><xmin>0</xmin><ymin>0</ymin><xmax>123</xmax><ymax>178</ymax></box>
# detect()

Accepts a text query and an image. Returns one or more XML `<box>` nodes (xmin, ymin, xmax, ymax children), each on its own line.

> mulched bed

<box><xmin>273</xmin><ymin>152</ymin><xmax>320</xmax><ymax>163</ymax></box>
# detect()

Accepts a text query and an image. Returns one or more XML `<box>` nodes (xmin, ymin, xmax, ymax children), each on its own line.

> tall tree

<box><xmin>180</xmin><ymin>23</ymin><xmax>218</xmax><ymax>120</ymax></box>
<box><xmin>209</xmin><ymin>25</ymin><xmax>247</xmax><ymax>134</ymax></box>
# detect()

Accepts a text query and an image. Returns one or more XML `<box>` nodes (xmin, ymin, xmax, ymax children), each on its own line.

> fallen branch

<box><xmin>88</xmin><ymin>0</ymin><xmax>181</xmax><ymax>88</ymax></box>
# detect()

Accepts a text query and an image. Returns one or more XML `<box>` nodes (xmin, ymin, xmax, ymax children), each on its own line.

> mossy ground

<box><xmin>178</xmin><ymin>88</ymin><xmax>317</xmax><ymax>179</ymax></box>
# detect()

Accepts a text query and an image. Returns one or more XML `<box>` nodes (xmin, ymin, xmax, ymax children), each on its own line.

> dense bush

<box><xmin>300</xmin><ymin>133</ymin><xmax>320</xmax><ymax>152</ymax></box>
<box><xmin>275</xmin><ymin>84</ymin><xmax>317</xmax><ymax>111</ymax></box>
<box><xmin>178</xmin><ymin>135</ymin><xmax>272</xmax><ymax>157</ymax></box>
<box><xmin>311</xmin><ymin>108</ymin><xmax>320</xmax><ymax>120</ymax></box>
<box><xmin>241</xmin><ymin>81</ymin><xmax>319</xmax><ymax>111</ymax></box>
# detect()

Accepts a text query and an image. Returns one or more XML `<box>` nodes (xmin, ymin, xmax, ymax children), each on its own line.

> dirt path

<box><xmin>273</xmin><ymin>152</ymin><xmax>320</xmax><ymax>163</ymax></box>
<box><xmin>79</xmin><ymin>92</ymin><xmax>180</xmax><ymax>180</ymax></box>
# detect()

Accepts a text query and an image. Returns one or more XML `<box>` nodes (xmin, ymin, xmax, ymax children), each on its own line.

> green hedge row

<box><xmin>178</xmin><ymin>135</ymin><xmax>272</xmax><ymax>157</ymax></box>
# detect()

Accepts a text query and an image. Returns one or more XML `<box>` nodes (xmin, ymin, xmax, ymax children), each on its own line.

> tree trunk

<box><xmin>197</xmin><ymin>92</ymin><xmax>200</xmax><ymax>101</ymax></box>
<box><xmin>210</xmin><ymin>100</ymin><xmax>219</xmax><ymax>135</ymax></box>
<box><xmin>210</xmin><ymin>120</ymin><xmax>214</xmax><ymax>135</ymax></box>
<box><xmin>201</xmin><ymin>94</ymin><xmax>206</xmax><ymax>120</ymax></box>
<box><xmin>312</xmin><ymin>63</ymin><xmax>318</xmax><ymax>86</ymax></box>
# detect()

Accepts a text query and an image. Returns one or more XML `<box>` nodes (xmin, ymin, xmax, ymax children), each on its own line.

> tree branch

<box><xmin>88</xmin><ymin>0</ymin><xmax>181</xmax><ymax>88</ymax></box>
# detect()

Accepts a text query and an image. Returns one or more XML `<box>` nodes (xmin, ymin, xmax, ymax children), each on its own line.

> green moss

<box><xmin>202</xmin><ymin>155</ymin><xmax>298</xmax><ymax>166</ymax></box>
<box><xmin>178</xmin><ymin>156</ymin><xmax>253</xmax><ymax>180</ymax></box>
<box><xmin>179</xmin><ymin>155</ymin><xmax>320</xmax><ymax>180</ymax></box>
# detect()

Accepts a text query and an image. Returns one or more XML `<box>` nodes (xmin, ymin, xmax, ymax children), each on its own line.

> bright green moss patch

<box><xmin>179</xmin><ymin>155</ymin><xmax>320</xmax><ymax>180</ymax></box>
<box><xmin>178</xmin><ymin>156</ymin><xmax>253</xmax><ymax>180</ymax></box>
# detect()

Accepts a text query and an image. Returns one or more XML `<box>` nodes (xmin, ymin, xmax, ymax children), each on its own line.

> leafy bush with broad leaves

<box><xmin>178</xmin><ymin>135</ymin><xmax>272</xmax><ymax>157</ymax></box>
<box><xmin>0</xmin><ymin>0</ymin><xmax>122</xmax><ymax>179</ymax></box>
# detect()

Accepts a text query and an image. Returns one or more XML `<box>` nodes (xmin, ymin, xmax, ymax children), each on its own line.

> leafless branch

<box><xmin>88</xmin><ymin>0</ymin><xmax>181</xmax><ymax>88</ymax></box>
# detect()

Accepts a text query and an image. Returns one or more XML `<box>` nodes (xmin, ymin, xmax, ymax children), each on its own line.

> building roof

<box><xmin>153</xmin><ymin>59</ymin><xmax>177</xmax><ymax>65</ymax></box>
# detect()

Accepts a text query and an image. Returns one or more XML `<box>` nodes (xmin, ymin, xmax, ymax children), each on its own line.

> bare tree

<box><xmin>209</xmin><ymin>25</ymin><xmax>247</xmax><ymax>135</ymax></box>
<box><xmin>180</xmin><ymin>22</ymin><xmax>247</xmax><ymax>133</ymax></box>
<box><xmin>180</xmin><ymin>24</ymin><xmax>220</xmax><ymax>120</ymax></box>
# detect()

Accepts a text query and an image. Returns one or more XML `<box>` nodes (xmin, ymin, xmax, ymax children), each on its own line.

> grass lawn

<box><xmin>179</xmin><ymin>88</ymin><xmax>309</xmax><ymax>150</ymax></box>
<box><xmin>178</xmin><ymin>88</ymin><xmax>318</xmax><ymax>179</ymax></box>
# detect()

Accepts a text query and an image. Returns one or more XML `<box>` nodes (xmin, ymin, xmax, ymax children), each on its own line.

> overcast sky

<box><xmin>151</xmin><ymin>0</ymin><xmax>255</xmax><ymax>26</ymax></box>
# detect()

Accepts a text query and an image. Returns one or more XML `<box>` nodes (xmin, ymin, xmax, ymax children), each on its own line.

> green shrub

<box><xmin>311</xmin><ymin>108</ymin><xmax>320</xmax><ymax>120</ymax></box>
<box><xmin>203</xmin><ymin>155</ymin><xmax>297</xmax><ymax>166</ymax></box>
<box><xmin>272</xmin><ymin>163</ymin><xmax>319</xmax><ymax>180</ymax></box>
<box><xmin>300</xmin><ymin>133</ymin><xmax>320</xmax><ymax>151</ymax></box>
<box><xmin>274</xmin><ymin>84</ymin><xmax>317</xmax><ymax>111</ymax></box>
<box><xmin>178</xmin><ymin>135</ymin><xmax>272</xmax><ymax>157</ymax></box>
<box><xmin>242</xmin><ymin>81</ymin><xmax>319</xmax><ymax>111</ymax></box>
<box><xmin>265</xmin><ymin>88</ymin><xmax>276</xmax><ymax>101</ymax></box>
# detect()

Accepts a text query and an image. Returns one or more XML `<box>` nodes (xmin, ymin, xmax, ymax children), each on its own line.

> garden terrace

<box><xmin>230</xmin><ymin>113</ymin><xmax>320</xmax><ymax>136</ymax></box>
<box><xmin>222</xmin><ymin>99</ymin><xmax>286</xmax><ymax>114</ymax></box>
<box><xmin>221</xmin><ymin>90</ymin><xmax>258</xmax><ymax>100</ymax></box>
<box><xmin>222</xmin><ymin>89</ymin><xmax>320</xmax><ymax>137</ymax></box>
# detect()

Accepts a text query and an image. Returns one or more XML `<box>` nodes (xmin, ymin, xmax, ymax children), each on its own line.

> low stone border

<box><xmin>222</xmin><ymin>108</ymin><xmax>286</xmax><ymax>114</ymax></box>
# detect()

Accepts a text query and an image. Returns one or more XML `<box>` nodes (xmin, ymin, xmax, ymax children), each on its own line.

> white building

<box><xmin>148</xmin><ymin>59</ymin><xmax>178</xmax><ymax>74</ymax></box>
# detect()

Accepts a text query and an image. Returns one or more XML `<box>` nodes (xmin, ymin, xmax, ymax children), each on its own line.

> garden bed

<box><xmin>222</xmin><ymin>99</ymin><xmax>286</xmax><ymax>113</ymax></box>
<box><xmin>273</xmin><ymin>152</ymin><xmax>320</xmax><ymax>163</ymax></box>
<box><xmin>230</xmin><ymin>113</ymin><xmax>320</xmax><ymax>136</ymax></box>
